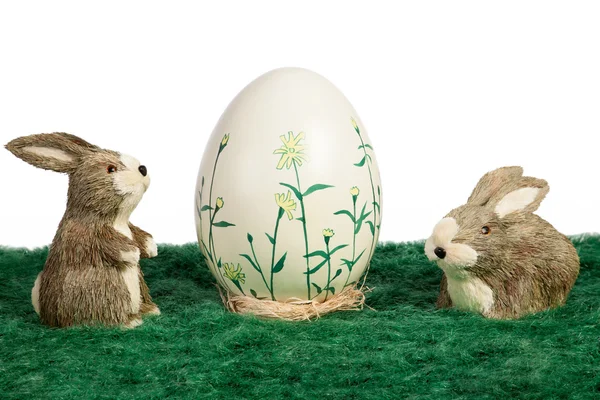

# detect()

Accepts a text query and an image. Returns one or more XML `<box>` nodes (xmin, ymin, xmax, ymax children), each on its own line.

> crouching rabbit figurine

<box><xmin>5</xmin><ymin>133</ymin><xmax>160</xmax><ymax>328</ymax></box>
<box><xmin>425</xmin><ymin>166</ymin><xmax>579</xmax><ymax>319</ymax></box>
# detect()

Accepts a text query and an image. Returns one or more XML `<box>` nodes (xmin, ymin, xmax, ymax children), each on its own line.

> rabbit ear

<box><xmin>467</xmin><ymin>166</ymin><xmax>524</xmax><ymax>206</ymax></box>
<box><xmin>5</xmin><ymin>133</ymin><xmax>95</xmax><ymax>173</ymax></box>
<box><xmin>493</xmin><ymin>177</ymin><xmax>549</xmax><ymax>218</ymax></box>
<box><xmin>53</xmin><ymin>132</ymin><xmax>100</xmax><ymax>151</ymax></box>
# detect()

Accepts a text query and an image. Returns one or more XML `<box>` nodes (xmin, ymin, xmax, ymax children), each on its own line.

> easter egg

<box><xmin>194</xmin><ymin>68</ymin><xmax>382</xmax><ymax>303</ymax></box>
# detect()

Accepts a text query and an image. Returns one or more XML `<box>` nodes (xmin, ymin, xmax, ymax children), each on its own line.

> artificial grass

<box><xmin>1</xmin><ymin>236</ymin><xmax>599</xmax><ymax>400</ymax></box>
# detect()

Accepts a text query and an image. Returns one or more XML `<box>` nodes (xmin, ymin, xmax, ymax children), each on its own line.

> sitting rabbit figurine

<box><xmin>5</xmin><ymin>133</ymin><xmax>159</xmax><ymax>328</ymax></box>
<box><xmin>425</xmin><ymin>166</ymin><xmax>579</xmax><ymax>319</ymax></box>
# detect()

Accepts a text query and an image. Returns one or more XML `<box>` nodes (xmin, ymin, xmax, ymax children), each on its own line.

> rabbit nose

<box><xmin>138</xmin><ymin>165</ymin><xmax>147</xmax><ymax>176</ymax></box>
<box><xmin>434</xmin><ymin>247</ymin><xmax>447</xmax><ymax>259</ymax></box>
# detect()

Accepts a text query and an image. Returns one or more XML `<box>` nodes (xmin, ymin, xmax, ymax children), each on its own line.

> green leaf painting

<box><xmin>303</xmin><ymin>184</ymin><xmax>334</xmax><ymax>197</ymax></box>
<box><xmin>304</xmin><ymin>250</ymin><xmax>330</xmax><ymax>259</ymax></box>
<box><xmin>213</xmin><ymin>221</ymin><xmax>236</xmax><ymax>228</ymax></box>
<box><xmin>272</xmin><ymin>252</ymin><xmax>287</xmax><ymax>274</ymax></box>
<box><xmin>312</xmin><ymin>282</ymin><xmax>323</xmax><ymax>295</ymax></box>
<box><xmin>305</xmin><ymin>259</ymin><xmax>329</xmax><ymax>275</ymax></box>
<box><xmin>240</xmin><ymin>253</ymin><xmax>260</xmax><ymax>273</ymax></box>
<box><xmin>334</xmin><ymin>210</ymin><xmax>356</xmax><ymax>223</ymax></box>
<box><xmin>279</xmin><ymin>183</ymin><xmax>303</xmax><ymax>201</ymax></box>
<box><xmin>265</xmin><ymin>233</ymin><xmax>275</xmax><ymax>245</ymax></box>
<box><xmin>354</xmin><ymin>156</ymin><xmax>367</xmax><ymax>167</ymax></box>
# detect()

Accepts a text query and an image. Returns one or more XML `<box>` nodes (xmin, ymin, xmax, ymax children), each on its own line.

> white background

<box><xmin>0</xmin><ymin>1</ymin><xmax>598</xmax><ymax>248</ymax></box>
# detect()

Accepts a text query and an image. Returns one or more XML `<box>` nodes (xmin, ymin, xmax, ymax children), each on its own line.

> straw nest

<box><xmin>218</xmin><ymin>284</ymin><xmax>372</xmax><ymax>321</ymax></box>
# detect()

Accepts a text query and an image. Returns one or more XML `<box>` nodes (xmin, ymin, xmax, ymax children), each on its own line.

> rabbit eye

<box><xmin>107</xmin><ymin>165</ymin><xmax>117</xmax><ymax>173</ymax></box>
<box><xmin>481</xmin><ymin>226</ymin><xmax>491</xmax><ymax>235</ymax></box>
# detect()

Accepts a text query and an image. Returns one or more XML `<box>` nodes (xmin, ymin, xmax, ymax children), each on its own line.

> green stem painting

<box><xmin>351</xmin><ymin>118</ymin><xmax>380</xmax><ymax>284</ymax></box>
<box><xmin>294</xmin><ymin>161</ymin><xmax>312</xmax><ymax>299</ymax></box>
<box><xmin>274</xmin><ymin>131</ymin><xmax>333</xmax><ymax>299</ymax></box>
<box><xmin>197</xmin><ymin>134</ymin><xmax>238</xmax><ymax>291</ymax></box>
<box><xmin>335</xmin><ymin>187</ymin><xmax>370</xmax><ymax>288</ymax></box>
<box><xmin>241</xmin><ymin>199</ymin><xmax>290</xmax><ymax>301</ymax></box>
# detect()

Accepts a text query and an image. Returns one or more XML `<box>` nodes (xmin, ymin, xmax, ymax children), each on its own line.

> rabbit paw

<box><xmin>124</xmin><ymin>316</ymin><xmax>143</xmax><ymax>329</ymax></box>
<box><xmin>142</xmin><ymin>304</ymin><xmax>161</xmax><ymax>316</ymax></box>
<box><xmin>145</xmin><ymin>237</ymin><xmax>158</xmax><ymax>258</ymax></box>
<box><xmin>121</xmin><ymin>248</ymin><xmax>141</xmax><ymax>265</ymax></box>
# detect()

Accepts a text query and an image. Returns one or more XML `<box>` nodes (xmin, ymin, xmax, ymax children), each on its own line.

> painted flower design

<box><xmin>197</xmin><ymin>133</ymin><xmax>237</xmax><ymax>293</ymax></box>
<box><xmin>351</xmin><ymin>117</ymin><xmax>360</xmax><ymax>134</ymax></box>
<box><xmin>275</xmin><ymin>191</ymin><xmax>297</xmax><ymax>220</ymax></box>
<box><xmin>273</xmin><ymin>131</ymin><xmax>307</xmax><ymax>169</ymax></box>
<box><xmin>323</xmin><ymin>228</ymin><xmax>335</xmax><ymax>238</ymax></box>
<box><xmin>350</xmin><ymin>187</ymin><xmax>360</xmax><ymax>197</ymax></box>
<box><xmin>323</xmin><ymin>228</ymin><xmax>335</xmax><ymax>245</ymax></box>
<box><xmin>223</xmin><ymin>263</ymin><xmax>246</xmax><ymax>284</ymax></box>
<box><xmin>220</xmin><ymin>133</ymin><xmax>230</xmax><ymax>149</ymax></box>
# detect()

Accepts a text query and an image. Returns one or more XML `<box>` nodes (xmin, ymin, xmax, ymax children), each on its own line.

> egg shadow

<box><xmin>364</xmin><ymin>241</ymin><xmax>443</xmax><ymax>312</ymax></box>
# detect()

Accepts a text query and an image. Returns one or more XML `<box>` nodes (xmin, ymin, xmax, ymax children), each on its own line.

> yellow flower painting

<box><xmin>223</xmin><ymin>263</ymin><xmax>246</xmax><ymax>284</ymax></box>
<box><xmin>221</xmin><ymin>133</ymin><xmax>230</xmax><ymax>147</ymax></box>
<box><xmin>322</xmin><ymin>228</ymin><xmax>335</xmax><ymax>238</ymax></box>
<box><xmin>351</xmin><ymin>117</ymin><xmax>359</xmax><ymax>134</ymax></box>
<box><xmin>275</xmin><ymin>191</ymin><xmax>297</xmax><ymax>220</ymax></box>
<box><xmin>273</xmin><ymin>131</ymin><xmax>307</xmax><ymax>170</ymax></box>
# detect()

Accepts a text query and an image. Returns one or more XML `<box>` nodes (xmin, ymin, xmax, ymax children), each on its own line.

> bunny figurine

<box><xmin>5</xmin><ymin>133</ymin><xmax>160</xmax><ymax>328</ymax></box>
<box><xmin>425</xmin><ymin>166</ymin><xmax>579</xmax><ymax>319</ymax></box>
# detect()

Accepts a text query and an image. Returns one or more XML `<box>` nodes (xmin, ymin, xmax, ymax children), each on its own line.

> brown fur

<box><xmin>431</xmin><ymin>166</ymin><xmax>579</xmax><ymax>319</ymax></box>
<box><xmin>129</xmin><ymin>223</ymin><xmax>159</xmax><ymax>314</ymax></box>
<box><xmin>5</xmin><ymin>133</ymin><xmax>158</xmax><ymax>328</ymax></box>
<box><xmin>435</xmin><ymin>274</ymin><xmax>452</xmax><ymax>309</ymax></box>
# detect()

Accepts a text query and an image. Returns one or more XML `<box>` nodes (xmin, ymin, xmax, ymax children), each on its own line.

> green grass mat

<box><xmin>1</xmin><ymin>235</ymin><xmax>599</xmax><ymax>399</ymax></box>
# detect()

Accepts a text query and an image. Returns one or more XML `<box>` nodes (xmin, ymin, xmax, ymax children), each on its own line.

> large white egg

<box><xmin>195</xmin><ymin>68</ymin><xmax>382</xmax><ymax>303</ymax></box>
